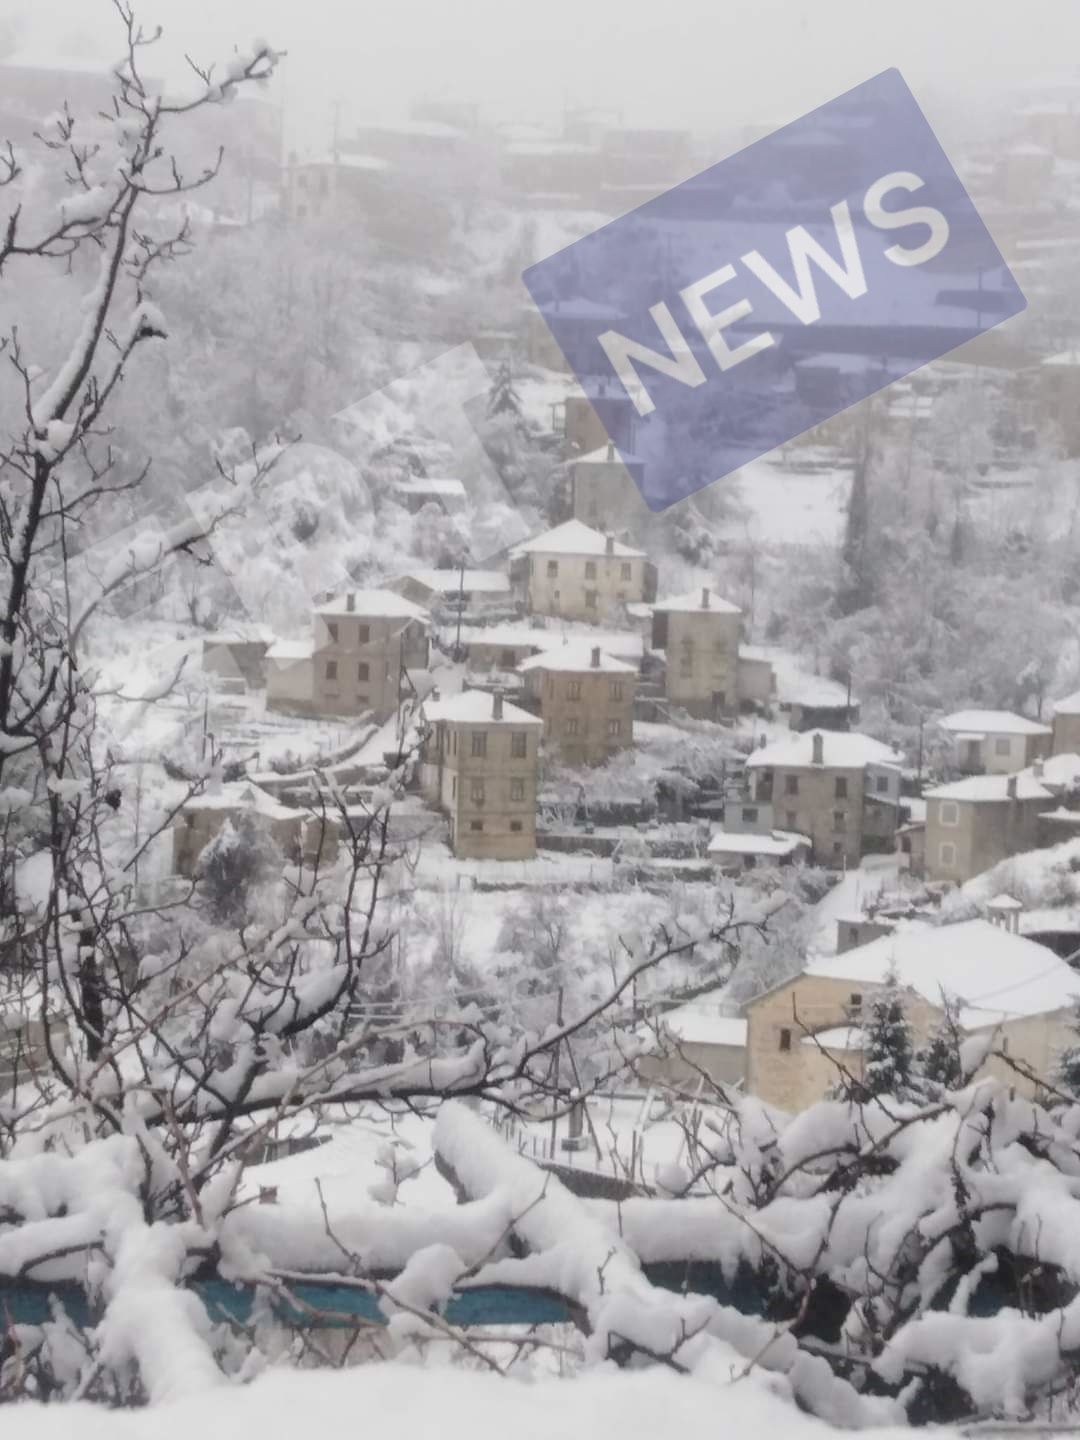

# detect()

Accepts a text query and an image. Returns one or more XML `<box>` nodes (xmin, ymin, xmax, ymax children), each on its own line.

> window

<box><xmin>470</xmin><ymin>779</ymin><xmax>485</xmax><ymax>803</ymax></box>
<box><xmin>835</xmin><ymin>776</ymin><xmax>848</xmax><ymax>799</ymax></box>
<box><xmin>679</xmin><ymin>647</ymin><xmax>693</xmax><ymax>677</ymax></box>
<box><xmin>994</xmin><ymin>736</ymin><xmax>1011</xmax><ymax>756</ymax></box>
<box><xmin>327</xmin><ymin>621</ymin><xmax>339</xmax><ymax>643</ymax></box>
<box><xmin>832</xmin><ymin>840</ymin><xmax>844</xmax><ymax>858</ymax></box>
<box><xmin>568</xmin><ymin>679</ymin><xmax>582</xmax><ymax>701</ymax></box>
<box><xmin>585</xmin><ymin>560</ymin><xmax>597</xmax><ymax>579</ymax></box>
<box><xmin>547</xmin><ymin>559</ymin><xmax>559</xmax><ymax>578</ymax></box>
<box><xmin>607</xmin><ymin>718</ymin><xmax>622</xmax><ymax>736</ymax></box>
<box><xmin>876</xmin><ymin>773</ymin><xmax>889</xmax><ymax>793</ymax></box>
<box><xmin>620</xmin><ymin>562</ymin><xmax>632</xmax><ymax>581</ymax></box>
<box><xmin>451</xmin><ymin>776</ymin><xmax>457</xmax><ymax>799</ymax></box>
<box><xmin>325</xmin><ymin>660</ymin><xmax>338</xmax><ymax>681</ymax></box>
<box><xmin>510</xmin><ymin>732</ymin><xmax>527</xmax><ymax>758</ymax></box>
<box><xmin>785</xmin><ymin>810</ymin><xmax>797</xmax><ymax>829</ymax></box>
<box><xmin>832</xmin><ymin>809</ymin><xmax>846</xmax><ymax>832</ymax></box>
<box><xmin>565</xmin><ymin>717</ymin><xmax>580</xmax><ymax>735</ymax></box>
<box><xmin>785</xmin><ymin>774</ymin><xmax>799</xmax><ymax>796</ymax></box>
<box><xmin>501</xmin><ymin>649</ymin><xmax>517</xmax><ymax>669</ymax></box>
<box><xmin>510</xmin><ymin>778</ymin><xmax>525</xmax><ymax>801</ymax></box>
<box><xmin>938</xmin><ymin>800</ymin><xmax>959</xmax><ymax>827</ymax></box>
<box><xmin>779</xmin><ymin>1028</ymin><xmax>792</xmax><ymax>1053</ymax></box>
<box><xmin>469</xmin><ymin>820</ymin><xmax>484</xmax><ymax>832</ymax></box>
<box><xmin>510</xmin><ymin>820</ymin><xmax>523</xmax><ymax>833</ymax></box>
<box><xmin>742</xmin><ymin>806</ymin><xmax>758</xmax><ymax>823</ymax></box>
<box><xmin>938</xmin><ymin>841</ymin><xmax>957</xmax><ymax>868</ymax></box>
<box><xmin>585</xmin><ymin>590</ymin><xmax>598</xmax><ymax>610</ymax></box>
<box><xmin>471</xmin><ymin>732</ymin><xmax>487</xmax><ymax>757</ymax></box>
<box><xmin>849</xmin><ymin>992</ymin><xmax>863</xmax><ymax>1010</ymax></box>
<box><xmin>357</xmin><ymin>662</ymin><xmax>369</xmax><ymax>682</ymax></box>
<box><xmin>357</xmin><ymin>624</ymin><xmax>370</xmax><ymax>643</ymax></box>
<box><xmin>617</xmin><ymin>591</ymin><xmax>627</xmax><ymax>602</ymax></box>
<box><xmin>609</xmin><ymin>681</ymin><xmax>623</xmax><ymax>701</ymax></box>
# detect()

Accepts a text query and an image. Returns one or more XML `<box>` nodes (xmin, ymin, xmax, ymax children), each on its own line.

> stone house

<box><xmin>744</xmin><ymin>919</ymin><xmax>1078</xmax><ymax>1111</ymax></box>
<box><xmin>923</xmin><ymin>772</ymin><xmax>1053</xmax><ymax>884</ymax></box>
<box><xmin>266</xmin><ymin>590</ymin><xmax>429</xmax><ymax>722</ymax></box>
<box><xmin>518</xmin><ymin>642</ymin><xmax>637</xmax><ymax>767</ymax></box>
<box><xmin>938</xmin><ymin>709</ymin><xmax>1052</xmax><ymax>775</ymax></box>
<box><xmin>636</xmin><ymin>999</ymin><xmax>747</xmax><ymax>1092</ymax></box>
<box><xmin>508</xmin><ymin>519</ymin><xmax>655</xmax><ymax>623</ymax></box>
<box><xmin>744</xmin><ymin>730</ymin><xmax>903</xmax><ymax>868</ymax></box>
<box><xmin>707</xmin><ymin>828</ymin><xmax>810</xmax><ymax>874</ymax></box>
<box><xmin>1051</xmin><ymin>690</ymin><xmax>1080</xmax><ymax>756</ymax></box>
<box><xmin>419</xmin><ymin>689</ymin><xmax>542</xmax><ymax>860</ymax></box>
<box><xmin>569</xmin><ymin>442</ymin><xmax>650</xmax><ymax>543</ymax></box>
<box><xmin>172</xmin><ymin>783</ymin><xmax>339</xmax><ymax>878</ymax></box>
<box><xmin>460</xmin><ymin>623</ymin><xmax>643</xmax><ymax>686</ymax></box>
<box><xmin>201</xmin><ymin>626</ymin><xmax>274</xmax><ymax>691</ymax></box>
<box><xmin>651</xmin><ymin>586</ymin><xmax>742</xmax><ymax>719</ymax></box>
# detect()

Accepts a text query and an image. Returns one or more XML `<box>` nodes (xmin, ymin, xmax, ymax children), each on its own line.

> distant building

<box><xmin>284</xmin><ymin>153</ymin><xmax>390</xmax><ymax>223</ymax></box>
<box><xmin>266</xmin><ymin>590</ymin><xmax>429</xmax><ymax>722</ymax></box>
<box><xmin>737</xmin><ymin>645</ymin><xmax>857</xmax><ymax>730</ymax></box>
<box><xmin>636</xmin><ymin>995</ymin><xmax>746</xmax><ymax>1092</ymax></box>
<box><xmin>390</xmin><ymin>569</ymin><xmax>512</xmax><ymax>611</ymax></box>
<box><xmin>938</xmin><ymin>710</ymin><xmax>1052</xmax><ymax>775</ymax></box>
<box><xmin>707</xmin><ymin>828</ymin><xmax>810</xmax><ymax>874</ymax></box>
<box><xmin>509</xmin><ymin>519</ymin><xmax>654</xmax><ymax>623</ymax></box>
<box><xmin>563</xmin><ymin>389</ymin><xmax>638</xmax><ymax>452</ymax></box>
<box><xmin>569</xmin><ymin>443</ymin><xmax>650</xmax><ymax>542</ymax></box>
<box><xmin>745</xmin><ymin>919</ymin><xmax>1076</xmax><ymax>1111</ymax></box>
<box><xmin>172</xmin><ymin>783</ymin><xmax>338</xmax><ymax>878</ymax></box>
<box><xmin>744</xmin><ymin>730</ymin><xmax>903</xmax><ymax>868</ymax></box>
<box><xmin>419</xmin><ymin>690</ymin><xmax>542</xmax><ymax>860</ymax></box>
<box><xmin>389</xmin><ymin>477</ymin><xmax>467</xmax><ymax>515</ymax></box>
<box><xmin>459</xmin><ymin>622</ymin><xmax>643</xmax><ymax>681</ymax></box>
<box><xmin>202</xmin><ymin>627</ymin><xmax>274</xmax><ymax>691</ymax></box>
<box><xmin>1052</xmin><ymin>689</ymin><xmax>1080</xmax><ymax>755</ymax></box>
<box><xmin>651</xmin><ymin>586</ymin><xmax>742</xmax><ymax>720</ymax></box>
<box><xmin>523</xmin><ymin>297</ymin><xmax>625</xmax><ymax>374</ymax></box>
<box><xmin>518</xmin><ymin>642</ymin><xmax>637</xmax><ymax>766</ymax></box>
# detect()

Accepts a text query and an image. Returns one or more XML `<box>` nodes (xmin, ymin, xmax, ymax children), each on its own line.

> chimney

<box><xmin>346</xmin><ymin>593</ymin><xmax>355</xmax><ymax>613</ymax></box>
<box><xmin>591</xmin><ymin>646</ymin><xmax>601</xmax><ymax>668</ymax></box>
<box><xmin>811</xmin><ymin>732</ymin><xmax>824</xmax><ymax>766</ymax></box>
<box><xmin>1033</xmin><ymin>757</ymin><xmax>1044</xmax><ymax>779</ymax></box>
<box><xmin>606</xmin><ymin>441</ymin><xmax>615</xmax><ymax>462</ymax></box>
<box><xmin>701</xmin><ymin>587</ymin><xmax>710</xmax><ymax>610</ymax></box>
<box><xmin>605</xmin><ymin>534</ymin><xmax>615</xmax><ymax>555</ymax></box>
<box><xmin>492</xmin><ymin>690</ymin><xmax>504</xmax><ymax>720</ymax></box>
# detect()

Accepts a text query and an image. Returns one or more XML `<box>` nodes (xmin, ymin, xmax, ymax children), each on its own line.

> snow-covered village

<box><xmin>9</xmin><ymin>1</ymin><xmax>1080</xmax><ymax>1436</ymax></box>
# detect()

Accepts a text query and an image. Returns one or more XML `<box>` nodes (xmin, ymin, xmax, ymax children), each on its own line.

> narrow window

<box><xmin>511</xmin><ymin>732</ymin><xmax>527</xmax><ymax>758</ymax></box>
<box><xmin>510</xmin><ymin>778</ymin><xmax>525</xmax><ymax>801</ymax></box>
<box><xmin>779</xmin><ymin>1028</ymin><xmax>792</xmax><ymax>1053</ymax></box>
<box><xmin>471</xmin><ymin>732</ymin><xmax>487</xmax><ymax>757</ymax></box>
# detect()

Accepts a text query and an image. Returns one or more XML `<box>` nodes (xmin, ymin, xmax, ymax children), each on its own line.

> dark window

<box><xmin>785</xmin><ymin>810</ymin><xmax>797</xmax><ymax>829</ymax></box>
<box><xmin>850</xmin><ymin>992</ymin><xmax>862</xmax><ymax>1009</ymax></box>
<box><xmin>469</xmin><ymin>820</ymin><xmax>483</xmax><ymax>832</ymax></box>
<box><xmin>609</xmin><ymin>681</ymin><xmax>623</xmax><ymax>701</ymax></box>
<box><xmin>565</xmin><ymin>717</ymin><xmax>580</xmax><ymax>735</ymax></box>
<box><xmin>585</xmin><ymin>560</ymin><xmax>597</xmax><ymax>579</ymax></box>
<box><xmin>471</xmin><ymin>732</ymin><xmax>487</xmax><ymax>757</ymax></box>
<box><xmin>511</xmin><ymin>732</ymin><xmax>527</xmax><ymax>758</ymax></box>
<box><xmin>568</xmin><ymin>680</ymin><xmax>582</xmax><ymax>701</ymax></box>
<box><xmin>510</xmin><ymin>820</ymin><xmax>523</xmax><ymax>833</ymax></box>
<box><xmin>779</xmin><ymin>1028</ymin><xmax>792</xmax><ymax>1053</ymax></box>
<box><xmin>547</xmin><ymin>560</ymin><xmax>558</xmax><ymax>578</ymax></box>
<box><xmin>742</xmin><ymin>806</ymin><xmax>758</xmax><ymax>823</ymax></box>
<box><xmin>510</xmin><ymin>778</ymin><xmax>525</xmax><ymax>800</ymax></box>
<box><xmin>470</xmin><ymin>779</ymin><xmax>485</xmax><ymax>803</ymax></box>
<box><xmin>621</xmin><ymin>562</ymin><xmax>632</xmax><ymax>580</ymax></box>
<box><xmin>833</xmin><ymin>809</ymin><xmax>846</xmax><ymax>831</ymax></box>
<box><xmin>501</xmin><ymin>650</ymin><xmax>517</xmax><ymax>669</ymax></box>
<box><xmin>585</xmin><ymin>590</ymin><xmax>598</xmax><ymax>609</ymax></box>
<box><xmin>325</xmin><ymin>660</ymin><xmax>337</xmax><ymax>681</ymax></box>
<box><xmin>835</xmin><ymin>776</ymin><xmax>848</xmax><ymax>798</ymax></box>
<box><xmin>357</xmin><ymin>662</ymin><xmax>369</xmax><ymax>681</ymax></box>
<box><xmin>357</xmin><ymin>624</ymin><xmax>370</xmax><ymax>643</ymax></box>
<box><xmin>327</xmin><ymin>621</ymin><xmax>339</xmax><ymax>643</ymax></box>
<box><xmin>785</xmin><ymin>774</ymin><xmax>799</xmax><ymax>795</ymax></box>
<box><xmin>876</xmin><ymin>774</ymin><xmax>889</xmax><ymax>793</ymax></box>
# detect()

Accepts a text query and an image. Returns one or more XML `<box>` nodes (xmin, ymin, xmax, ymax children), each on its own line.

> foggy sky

<box><xmin>6</xmin><ymin>0</ymin><xmax>1080</xmax><ymax>154</ymax></box>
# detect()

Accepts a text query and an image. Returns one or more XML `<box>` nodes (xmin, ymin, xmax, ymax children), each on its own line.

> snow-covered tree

<box><xmin>917</xmin><ymin>995</ymin><xmax>965</xmax><ymax>1094</ymax></box>
<box><xmin>487</xmin><ymin>358</ymin><xmax>521</xmax><ymax>419</ymax></box>
<box><xmin>854</xmin><ymin>967</ymin><xmax>916</xmax><ymax>1100</ymax></box>
<box><xmin>1055</xmin><ymin>998</ymin><xmax>1080</xmax><ymax>1098</ymax></box>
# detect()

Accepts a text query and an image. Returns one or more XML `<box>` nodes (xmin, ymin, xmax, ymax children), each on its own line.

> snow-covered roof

<box><xmin>939</xmin><ymin>709</ymin><xmax>1051</xmax><ymax>737</ymax></box>
<box><xmin>315</xmin><ymin>590</ymin><xmax>429</xmax><ymax>620</ymax></box>
<box><xmin>1044</xmin><ymin>351</ymin><xmax>1080</xmax><ymax>368</ymax></box>
<box><xmin>657</xmin><ymin>1006</ymin><xmax>748</xmax><ymax>1048</ymax></box>
<box><xmin>1023</xmin><ymin>753</ymin><xmax>1080</xmax><ymax>787</ymax></box>
<box><xmin>510</xmin><ymin>519</ymin><xmax>645</xmax><ymax>559</ymax></box>
<box><xmin>179</xmin><ymin>783</ymin><xmax>297</xmax><ymax>823</ymax></box>
<box><xmin>805</xmin><ymin>918</ymin><xmax>1079</xmax><ymax>1030</ymax></box>
<box><xmin>1053</xmin><ymin>690</ymin><xmax>1080</xmax><ymax>715</ymax></box>
<box><xmin>802</xmin><ymin>1025</ymin><xmax>866</xmax><ymax>1052</ymax></box>
<box><xmin>421</xmin><ymin>691</ymin><xmax>541</xmax><ymax>726</ymax></box>
<box><xmin>1038</xmin><ymin>807</ymin><xmax>1080</xmax><ymax>826</ymax></box>
<box><xmin>398</xmin><ymin>569</ymin><xmax>510</xmax><ymax>595</ymax></box>
<box><xmin>737</xmin><ymin>646</ymin><xmax>851</xmax><ymax>708</ymax></box>
<box><xmin>924</xmin><ymin>774</ymin><xmax>1053</xmax><ymax>803</ymax></box>
<box><xmin>745</xmin><ymin>730</ymin><xmax>902</xmax><ymax>770</ymax></box>
<box><xmin>460</xmin><ymin>624</ymin><xmax>644</xmax><ymax>662</ymax></box>
<box><xmin>707</xmin><ymin>828</ymin><xmax>810</xmax><ymax>857</ymax></box>
<box><xmin>518</xmin><ymin>641</ymin><xmax>637</xmax><ymax>675</ymax></box>
<box><xmin>266</xmin><ymin>638</ymin><xmax>314</xmax><ymax>662</ymax></box>
<box><xmin>652</xmin><ymin>587</ymin><xmax>741</xmax><ymax>616</ymax></box>
<box><xmin>987</xmin><ymin>894</ymin><xmax>1025</xmax><ymax>911</ymax></box>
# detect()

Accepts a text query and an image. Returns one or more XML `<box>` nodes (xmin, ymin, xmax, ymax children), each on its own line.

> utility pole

<box><xmin>548</xmin><ymin>987</ymin><xmax>564</xmax><ymax>1159</ymax></box>
<box><xmin>454</xmin><ymin>550</ymin><xmax>466</xmax><ymax>659</ymax></box>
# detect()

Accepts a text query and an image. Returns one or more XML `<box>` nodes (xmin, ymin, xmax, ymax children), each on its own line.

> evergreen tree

<box><xmin>1055</xmin><ymin>998</ymin><xmax>1080</xmax><ymax>1098</ymax></box>
<box><xmin>488</xmin><ymin>358</ymin><xmax>522</xmax><ymax>419</ymax></box>
<box><xmin>858</xmin><ymin>967</ymin><xmax>915</xmax><ymax>1100</ymax></box>
<box><xmin>196</xmin><ymin>814</ymin><xmax>283</xmax><ymax>927</ymax></box>
<box><xmin>917</xmin><ymin>996</ymin><xmax>964</xmax><ymax>1094</ymax></box>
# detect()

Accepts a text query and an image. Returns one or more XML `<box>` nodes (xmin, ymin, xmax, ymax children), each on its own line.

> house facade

<box><xmin>419</xmin><ymin>690</ymin><xmax>542</xmax><ymax>860</ymax></box>
<box><xmin>1051</xmin><ymin>691</ymin><xmax>1080</xmax><ymax>755</ymax></box>
<box><xmin>744</xmin><ymin>730</ymin><xmax>903</xmax><ymax>868</ymax></box>
<box><xmin>518</xmin><ymin>643</ymin><xmax>636</xmax><ymax>767</ymax></box>
<box><xmin>651</xmin><ymin>587</ymin><xmax>742</xmax><ymax>719</ymax></box>
<box><xmin>569</xmin><ymin>443</ymin><xmax>650</xmax><ymax>542</ymax></box>
<box><xmin>744</xmin><ymin>920</ymin><xmax>1076</xmax><ymax>1111</ymax></box>
<box><xmin>172</xmin><ymin>784</ymin><xmax>338</xmax><ymax>878</ymax></box>
<box><xmin>939</xmin><ymin>710</ymin><xmax>1052</xmax><ymax>775</ymax></box>
<box><xmin>509</xmin><ymin>519</ymin><xmax>654</xmax><ymax>623</ymax></box>
<box><xmin>923</xmin><ymin>773</ymin><xmax>1053</xmax><ymax>884</ymax></box>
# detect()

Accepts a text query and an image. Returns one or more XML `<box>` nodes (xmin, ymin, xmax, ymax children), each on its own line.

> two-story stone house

<box><xmin>651</xmin><ymin>586</ymin><xmax>742</xmax><ymax>719</ymax></box>
<box><xmin>266</xmin><ymin>590</ymin><xmax>430</xmax><ymax>722</ymax></box>
<box><xmin>569</xmin><ymin>442</ymin><xmax>650</xmax><ymax>543</ymax></box>
<box><xmin>1051</xmin><ymin>691</ymin><xmax>1080</xmax><ymax>756</ymax></box>
<box><xmin>938</xmin><ymin>709</ymin><xmax>1052</xmax><ymax>775</ymax></box>
<box><xmin>744</xmin><ymin>919</ymin><xmax>1077</xmax><ymax>1111</ymax></box>
<box><xmin>923</xmin><ymin>770</ymin><xmax>1056</xmax><ymax>884</ymax></box>
<box><xmin>508</xmin><ymin>519</ymin><xmax>655</xmax><ymax>623</ymax></box>
<box><xmin>173</xmin><ymin>783</ymin><xmax>338</xmax><ymax>878</ymax></box>
<box><xmin>419</xmin><ymin>690</ymin><xmax>542</xmax><ymax>860</ymax></box>
<box><xmin>744</xmin><ymin>730</ymin><xmax>903</xmax><ymax>868</ymax></box>
<box><xmin>518</xmin><ymin>642</ymin><xmax>637</xmax><ymax>766</ymax></box>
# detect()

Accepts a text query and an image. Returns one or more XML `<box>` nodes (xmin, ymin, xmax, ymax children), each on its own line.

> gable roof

<box><xmin>509</xmin><ymin>519</ymin><xmax>645</xmax><ymax>559</ymax></box>
<box><xmin>804</xmin><ymin>918</ymin><xmax>1078</xmax><ymax>1030</ymax></box>
<box><xmin>420</xmin><ymin>691</ymin><xmax>541</xmax><ymax>726</ymax></box>
<box><xmin>707</xmin><ymin>828</ymin><xmax>810</xmax><ymax>857</ymax></box>
<box><xmin>652</xmin><ymin>587</ymin><xmax>741</xmax><ymax>616</ymax></box>
<box><xmin>397</xmin><ymin>569</ymin><xmax>511</xmax><ymax>596</ymax></box>
<box><xmin>924</xmin><ymin>774</ymin><xmax>1053</xmax><ymax>803</ymax></box>
<box><xmin>744</xmin><ymin>730</ymin><xmax>902</xmax><ymax>770</ymax></box>
<box><xmin>939</xmin><ymin>709</ymin><xmax>1051</xmax><ymax>737</ymax></box>
<box><xmin>517</xmin><ymin>641</ymin><xmax>637</xmax><ymax>675</ymax></box>
<box><xmin>1053</xmin><ymin>690</ymin><xmax>1080</xmax><ymax>716</ymax></box>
